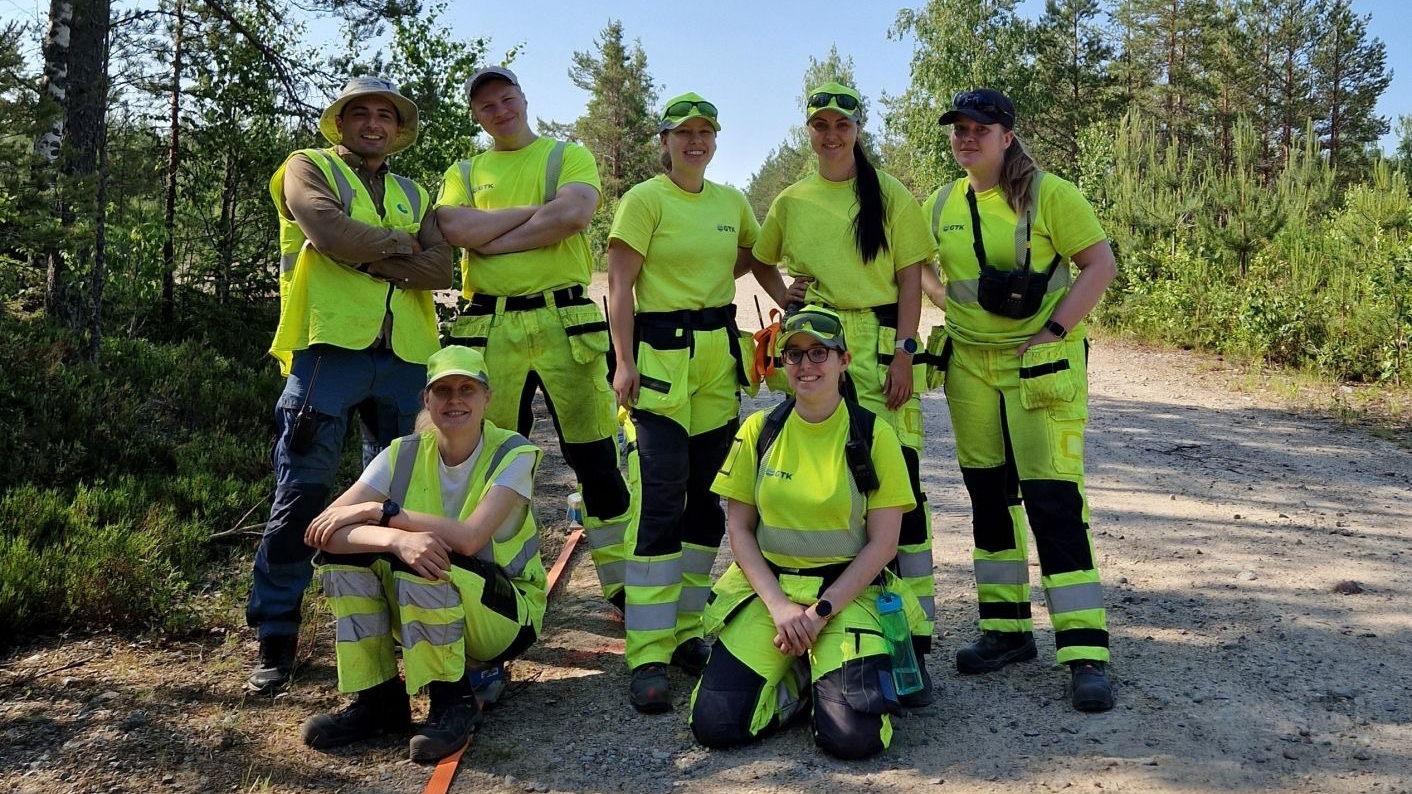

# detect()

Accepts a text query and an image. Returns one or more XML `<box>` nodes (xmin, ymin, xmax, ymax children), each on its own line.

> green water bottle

<box><xmin>876</xmin><ymin>591</ymin><xmax>923</xmax><ymax>695</ymax></box>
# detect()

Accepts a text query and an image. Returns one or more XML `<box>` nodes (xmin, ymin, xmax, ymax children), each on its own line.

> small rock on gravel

<box><xmin>1332</xmin><ymin>580</ymin><xmax>1364</xmax><ymax>594</ymax></box>
<box><xmin>1237</xmin><ymin>571</ymin><xmax>1259</xmax><ymax>581</ymax></box>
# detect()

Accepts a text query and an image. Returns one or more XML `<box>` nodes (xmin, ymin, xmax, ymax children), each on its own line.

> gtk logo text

<box><xmin>762</xmin><ymin>466</ymin><xmax>793</xmax><ymax>481</ymax></box>
<box><xmin>717</xmin><ymin>224</ymin><xmax>736</xmax><ymax>233</ymax></box>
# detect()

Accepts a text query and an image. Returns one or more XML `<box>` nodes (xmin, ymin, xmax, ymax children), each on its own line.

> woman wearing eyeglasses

<box><xmin>689</xmin><ymin>306</ymin><xmax>923</xmax><ymax>759</ymax></box>
<box><xmin>751</xmin><ymin>82</ymin><xmax>938</xmax><ymax>704</ymax></box>
<box><xmin>607</xmin><ymin>92</ymin><xmax>788</xmax><ymax>714</ymax></box>
<box><xmin>297</xmin><ymin>346</ymin><xmax>546</xmax><ymax>762</ymax></box>
<box><xmin>921</xmin><ymin>88</ymin><xmax>1118</xmax><ymax>711</ymax></box>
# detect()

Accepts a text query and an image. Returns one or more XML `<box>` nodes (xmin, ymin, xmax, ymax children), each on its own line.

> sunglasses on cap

<box><xmin>948</xmin><ymin>90</ymin><xmax>1015</xmax><ymax>127</ymax></box>
<box><xmin>664</xmin><ymin>99</ymin><xmax>718</xmax><ymax>119</ymax></box>
<box><xmin>807</xmin><ymin>92</ymin><xmax>860</xmax><ymax>112</ymax></box>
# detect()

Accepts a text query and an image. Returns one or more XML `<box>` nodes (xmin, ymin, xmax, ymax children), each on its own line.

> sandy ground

<box><xmin>4</xmin><ymin>274</ymin><xmax>1412</xmax><ymax>794</ymax></box>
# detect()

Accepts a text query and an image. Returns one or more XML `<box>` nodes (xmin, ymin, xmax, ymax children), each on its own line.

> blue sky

<box><xmin>2</xmin><ymin>0</ymin><xmax>1407</xmax><ymax>188</ymax></box>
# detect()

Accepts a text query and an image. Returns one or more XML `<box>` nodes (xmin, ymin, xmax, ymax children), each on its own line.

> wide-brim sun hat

<box><xmin>805</xmin><ymin>81</ymin><xmax>862</xmax><ymax>123</ymax></box>
<box><xmin>319</xmin><ymin>76</ymin><xmax>419</xmax><ymax>155</ymax></box>
<box><xmin>777</xmin><ymin>306</ymin><xmax>848</xmax><ymax>353</ymax></box>
<box><xmin>938</xmin><ymin>88</ymin><xmax>1016</xmax><ymax>130</ymax></box>
<box><xmin>426</xmin><ymin>346</ymin><xmax>490</xmax><ymax>388</ymax></box>
<box><xmin>658</xmin><ymin>91</ymin><xmax>721</xmax><ymax>132</ymax></box>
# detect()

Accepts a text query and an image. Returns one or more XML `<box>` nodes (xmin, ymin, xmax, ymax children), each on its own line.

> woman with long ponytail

<box><xmin>923</xmin><ymin>88</ymin><xmax>1119</xmax><ymax>712</ymax></box>
<box><xmin>750</xmin><ymin>81</ymin><xmax>939</xmax><ymax>707</ymax></box>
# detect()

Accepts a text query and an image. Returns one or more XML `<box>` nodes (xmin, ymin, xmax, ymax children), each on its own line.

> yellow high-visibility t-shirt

<box><xmin>753</xmin><ymin>170</ymin><xmax>936</xmax><ymax>310</ymax></box>
<box><xmin>922</xmin><ymin>173</ymin><xmax>1105</xmax><ymax>347</ymax></box>
<box><xmin>609</xmin><ymin>174</ymin><xmax>760</xmax><ymax>312</ymax></box>
<box><xmin>436</xmin><ymin>137</ymin><xmax>603</xmax><ymax>297</ymax></box>
<box><xmin>712</xmin><ymin>401</ymin><xmax>915</xmax><ymax>567</ymax></box>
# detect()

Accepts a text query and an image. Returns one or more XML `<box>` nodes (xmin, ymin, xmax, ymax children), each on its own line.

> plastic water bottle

<box><xmin>876</xmin><ymin>591</ymin><xmax>923</xmax><ymax>695</ymax></box>
<box><xmin>566</xmin><ymin>492</ymin><xmax>584</xmax><ymax>526</ymax></box>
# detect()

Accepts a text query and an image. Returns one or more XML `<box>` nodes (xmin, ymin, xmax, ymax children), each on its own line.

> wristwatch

<box><xmin>378</xmin><ymin>499</ymin><xmax>401</xmax><ymax>527</ymax></box>
<box><xmin>813</xmin><ymin>599</ymin><xmax>834</xmax><ymax>619</ymax></box>
<box><xmin>894</xmin><ymin>337</ymin><xmax>919</xmax><ymax>355</ymax></box>
<box><xmin>1043</xmin><ymin>319</ymin><xmax>1068</xmax><ymax>339</ymax></box>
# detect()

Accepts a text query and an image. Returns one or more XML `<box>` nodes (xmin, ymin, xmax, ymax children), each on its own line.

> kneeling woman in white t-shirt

<box><xmin>299</xmin><ymin>345</ymin><xmax>546</xmax><ymax>763</ymax></box>
<box><xmin>690</xmin><ymin>306</ymin><xmax>925</xmax><ymax>759</ymax></box>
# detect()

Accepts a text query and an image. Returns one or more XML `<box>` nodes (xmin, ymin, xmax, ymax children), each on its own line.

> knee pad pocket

<box><xmin>690</xmin><ymin>644</ymin><xmax>767</xmax><ymax>749</ymax></box>
<box><xmin>812</xmin><ymin>657</ymin><xmax>896</xmax><ymax>760</ymax></box>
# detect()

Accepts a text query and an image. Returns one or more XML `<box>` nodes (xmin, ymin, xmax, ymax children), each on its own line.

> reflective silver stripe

<box><xmin>476</xmin><ymin>544</ymin><xmax>495</xmax><ymax>564</ymax></box>
<box><xmin>756</xmin><ymin>523</ymin><xmax>866</xmax><ymax>560</ymax></box>
<box><xmin>1045</xmin><ymin>581</ymin><xmax>1104</xmax><ymax>614</ymax></box>
<box><xmin>680</xmin><ymin>546</ymin><xmax>718</xmax><ymax>576</ymax></box>
<box><xmin>402</xmin><ymin>619</ymin><xmax>464</xmax><ymax>648</ymax></box>
<box><xmin>336</xmin><ymin>612</ymin><xmax>390</xmax><ymax>643</ymax></box>
<box><xmin>585</xmin><ymin>519</ymin><xmax>627</xmax><ymax>550</ymax></box>
<box><xmin>974</xmin><ymin>559</ymin><xmax>1029</xmax><ymax>586</ymax></box>
<box><xmin>396</xmin><ymin>577</ymin><xmax>462</xmax><ymax>610</ymax></box>
<box><xmin>624</xmin><ymin>601</ymin><xmax>677</xmax><ymax>632</ymax></box>
<box><xmin>896</xmin><ymin>550</ymin><xmax>934</xmax><ymax>579</ymax></box>
<box><xmin>931</xmin><ymin>181</ymin><xmax>956</xmax><ymax>239</ymax></box>
<box><xmin>917</xmin><ymin>595</ymin><xmax>936</xmax><ymax>620</ymax></box>
<box><xmin>322</xmin><ymin>569</ymin><xmax>384</xmax><ymax>600</ymax></box>
<box><xmin>387</xmin><ymin>434</ymin><xmax>421</xmax><ymax>504</ymax></box>
<box><xmin>500</xmin><ymin>533</ymin><xmax>540</xmax><ymax>578</ymax></box>
<box><xmin>486</xmin><ymin>435</ymin><xmax>534</xmax><ymax>476</ymax></box>
<box><xmin>392</xmin><ymin>174</ymin><xmax>421</xmax><ymax>221</ymax></box>
<box><xmin>543</xmin><ymin>140</ymin><xmax>566</xmax><ymax>203</ymax></box>
<box><xmin>313</xmin><ymin>149</ymin><xmax>356</xmax><ymax>216</ymax></box>
<box><xmin>679</xmin><ymin>585</ymin><xmax>710</xmax><ymax>614</ymax></box>
<box><xmin>459</xmin><ymin>159</ymin><xmax>473</xmax><ymax>200</ymax></box>
<box><xmin>595</xmin><ymin>559</ymin><xmax>625</xmax><ymax>586</ymax></box>
<box><xmin>279</xmin><ymin>251</ymin><xmax>299</xmax><ymax>275</ymax></box>
<box><xmin>625</xmin><ymin>558</ymin><xmax>683</xmax><ymax>588</ymax></box>
<box><xmin>946</xmin><ymin>264</ymin><xmax>1071</xmax><ymax>305</ymax></box>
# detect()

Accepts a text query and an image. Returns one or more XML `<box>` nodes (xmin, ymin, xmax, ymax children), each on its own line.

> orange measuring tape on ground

<box><xmin>420</xmin><ymin>523</ymin><xmax>585</xmax><ymax>794</ymax></box>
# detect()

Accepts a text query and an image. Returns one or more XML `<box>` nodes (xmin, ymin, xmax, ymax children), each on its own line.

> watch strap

<box><xmin>1044</xmin><ymin>319</ymin><xmax>1067</xmax><ymax>339</ymax></box>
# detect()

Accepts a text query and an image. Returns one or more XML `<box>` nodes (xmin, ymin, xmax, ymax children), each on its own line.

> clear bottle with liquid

<box><xmin>566</xmin><ymin>492</ymin><xmax>584</xmax><ymax>527</ymax></box>
<box><xmin>876</xmin><ymin>591</ymin><xmax>923</xmax><ymax>695</ymax></box>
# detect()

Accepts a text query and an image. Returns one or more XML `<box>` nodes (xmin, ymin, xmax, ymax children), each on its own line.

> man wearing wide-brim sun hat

<box><xmin>245</xmin><ymin>76</ymin><xmax>455</xmax><ymax>697</ymax></box>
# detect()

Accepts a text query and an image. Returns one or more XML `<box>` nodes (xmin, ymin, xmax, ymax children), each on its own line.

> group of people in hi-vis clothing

<box><xmin>245</xmin><ymin>63</ymin><xmax>1119</xmax><ymax>765</ymax></box>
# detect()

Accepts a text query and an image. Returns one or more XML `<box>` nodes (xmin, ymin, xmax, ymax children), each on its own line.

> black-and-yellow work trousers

<box><xmin>622</xmin><ymin>306</ymin><xmax>746</xmax><ymax>669</ymax></box>
<box><xmin>943</xmin><ymin>332</ymin><xmax>1109</xmax><ymax>664</ymax></box>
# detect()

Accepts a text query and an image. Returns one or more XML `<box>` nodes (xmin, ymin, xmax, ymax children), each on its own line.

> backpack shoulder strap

<box><xmin>755</xmin><ymin>398</ymin><xmax>796</xmax><ymax>464</ymax></box>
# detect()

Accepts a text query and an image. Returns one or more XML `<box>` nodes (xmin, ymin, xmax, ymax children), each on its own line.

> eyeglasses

<box><xmin>663</xmin><ymin>99</ymin><xmax>718</xmax><ymax>120</ymax></box>
<box><xmin>782</xmin><ymin>346</ymin><xmax>835</xmax><ymax>365</ymax></box>
<box><xmin>807</xmin><ymin>92</ymin><xmax>860</xmax><ymax>112</ymax></box>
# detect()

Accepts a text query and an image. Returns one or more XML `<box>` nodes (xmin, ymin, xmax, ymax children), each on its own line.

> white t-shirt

<box><xmin>358</xmin><ymin>436</ymin><xmax>535</xmax><ymax>518</ymax></box>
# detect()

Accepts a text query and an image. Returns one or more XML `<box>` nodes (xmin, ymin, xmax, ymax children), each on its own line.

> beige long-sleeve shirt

<box><xmin>280</xmin><ymin>146</ymin><xmax>453</xmax><ymax>290</ymax></box>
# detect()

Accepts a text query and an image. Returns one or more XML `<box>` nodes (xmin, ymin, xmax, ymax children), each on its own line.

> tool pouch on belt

<box><xmin>977</xmin><ymin>263</ymin><xmax>1051</xmax><ymax>319</ymax></box>
<box><xmin>449</xmin><ymin>313</ymin><xmax>493</xmax><ymax>351</ymax></box>
<box><xmin>922</xmin><ymin>325</ymin><xmax>951</xmax><ymax>392</ymax></box>
<box><xmin>557</xmin><ymin>301</ymin><xmax>611</xmax><ymax>365</ymax></box>
<box><xmin>1019</xmin><ymin>339</ymin><xmax>1078</xmax><ymax>410</ymax></box>
<box><xmin>734</xmin><ymin>329</ymin><xmax>761</xmax><ymax>398</ymax></box>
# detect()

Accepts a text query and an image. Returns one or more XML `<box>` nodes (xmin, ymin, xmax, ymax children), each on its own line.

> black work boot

<box><xmin>629</xmin><ymin>663</ymin><xmax>671</xmax><ymax>714</ymax></box>
<box><xmin>955</xmin><ymin>630</ymin><xmax>1038</xmax><ymax>674</ymax></box>
<box><xmin>245</xmin><ymin>634</ymin><xmax>298</xmax><ymax>695</ymax></box>
<box><xmin>300</xmin><ymin>678</ymin><xmax>412</xmax><ymax>749</ymax></box>
<box><xmin>670</xmin><ymin>638</ymin><xmax>712</xmax><ymax>677</ymax></box>
<box><xmin>1069</xmin><ymin>660</ymin><xmax>1115</xmax><ymax>712</ymax></box>
<box><xmin>409</xmin><ymin>679</ymin><xmax>483</xmax><ymax>763</ymax></box>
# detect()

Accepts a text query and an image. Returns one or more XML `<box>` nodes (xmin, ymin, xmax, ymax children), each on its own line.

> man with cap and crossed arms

<box><xmin>245</xmin><ymin>77</ymin><xmax>453</xmax><ymax>694</ymax></box>
<box><xmin>436</xmin><ymin>67</ymin><xmax>635</xmax><ymax>619</ymax></box>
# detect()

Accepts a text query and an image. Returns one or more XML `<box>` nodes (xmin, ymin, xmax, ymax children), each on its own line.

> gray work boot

<box><xmin>245</xmin><ymin>634</ymin><xmax>297</xmax><ymax>695</ymax></box>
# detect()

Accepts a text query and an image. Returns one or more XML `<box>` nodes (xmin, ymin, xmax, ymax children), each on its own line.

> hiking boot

<box><xmin>670</xmin><ymin>638</ymin><xmax>712</xmax><ymax>677</ymax></box>
<box><xmin>468</xmin><ymin>663</ymin><xmax>508</xmax><ymax>708</ymax></box>
<box><xmin>898</xmin><ymin>658</ymin><xmax>935</xmax><ymax>708</ymax></box>
<box><xmin>1069</xmin><ymin>660</ymin><xmax>1115</xmax><ymax>712</ymax></box>
<box><xmin>629</xmin><ymin>663</ymin><xmax>671</xmax><ymax>714</ymax></box>
<box><xmin>245</xmin><ymin>634</ymin><xmax>297</xmax><ymax>695</ymax></box>
<box><xmin>955</xmin><ymin>631</ymin><xmax>1038</xmax><ymax>674</ymax></box>
<box><xmin>409</xmin><ymin>681</ymin><xmax>483</xmax><ymax>763</ymax></box>
<box><xmin>300</xmin><ymin>679</ymin><xmax>411</xmax><ymax>749</ymax></box>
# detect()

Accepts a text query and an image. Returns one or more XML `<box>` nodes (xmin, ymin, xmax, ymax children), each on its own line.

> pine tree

<box><xmin>1029</xmin><ymin>0</ymin><xmax>1115</xmax><ymax>178</ymax></box>
<box><xmin>1309</xmin><ymin>0</ymin><xmax>1391</xmax><ymax>174</ymax></box>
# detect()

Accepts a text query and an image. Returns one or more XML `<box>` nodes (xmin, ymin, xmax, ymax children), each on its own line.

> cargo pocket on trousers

<box><xmin>448</xmin><ymin>313</ymin><xmax>493</xmax><ymax>352</ymax></box>
<box><xmin>633</xmin><ymin>342</ymin><xmax>688</xmax><ymax>416</ymax></box>
<box><xmin>839</xmin><ymin>654</ymin><xmax>901</xmax><ymax>716</ymax></box>
<box><xmin>923</xmin><ymin>325</ymin><xmax>950</xmax><ymax>392</ymax></box>
<box><xmin>557</xmin><ymin>302</ymin><xmax>610</xmax><ymax>365</ymax></box>
<box><xmin>1019</xmin><ymin>340</ymin><xmax>1077</xmax><ymax>410</ymax></box>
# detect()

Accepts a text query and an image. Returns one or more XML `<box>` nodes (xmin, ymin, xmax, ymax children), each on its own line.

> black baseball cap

<box><xmin>938</xmin><ymin>88</ymin><xmax>1016</xmax><ymax>129</ymax></box>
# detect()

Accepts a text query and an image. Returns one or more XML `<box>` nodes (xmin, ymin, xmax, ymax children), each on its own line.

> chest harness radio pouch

<box><xmin>755</xmin><ymin>396</ymin><xmax>879</xmax><ymax>494</ymax></box>
<box><xmin>963</xmin><ymin>173</ymin><xmax>1063</xmax><ymax>320</ymax></box>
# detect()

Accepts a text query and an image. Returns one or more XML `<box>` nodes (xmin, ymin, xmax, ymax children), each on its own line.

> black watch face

<box><xmin>383</xmin><ymin>500</ymin><xmax>399</xmax><ymax>517</ymax></box>
<box><xmin>816</xmin><ymin>599</ymin><xmax>833</xmax><ymax>618</ymax></box>
<box><xmin>903</xmin><ymin>338</ymin><xmax>918</xmax><ymax>354</ymax></box>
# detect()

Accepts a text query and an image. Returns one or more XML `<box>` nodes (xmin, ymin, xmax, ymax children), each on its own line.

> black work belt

<box><xmin>766</xmin><ymin>559</ymin><xmax>854</xmax><ymax>593</ymax></box>
<box><xmin>461</xmin><ymin>284</ymin><xmax>589</xmax><ymax>316</ymax></box>
<box><xmin>635</xmin><ymin>304</ymin><xmax>737</xmax><ymax>332</ymax></box>
<box><xmin>634</xmin><ymin>304</ymin><xmax>749</xmax><ymax>387</ymax></box>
